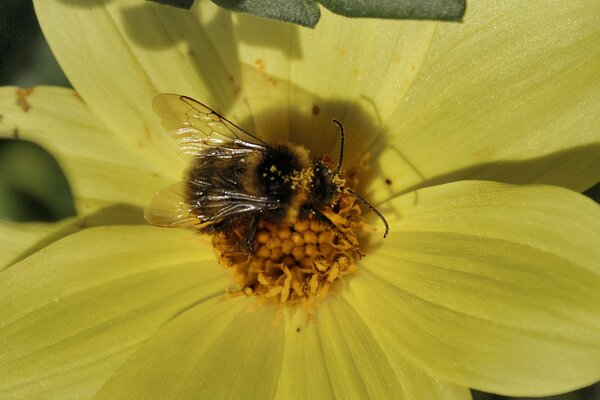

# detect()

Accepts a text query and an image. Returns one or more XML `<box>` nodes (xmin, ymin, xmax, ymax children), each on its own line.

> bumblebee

<box><xmin>145</xmin><ymin>94</ymin><xmax>388</xmax><ymax>252</ymax></box>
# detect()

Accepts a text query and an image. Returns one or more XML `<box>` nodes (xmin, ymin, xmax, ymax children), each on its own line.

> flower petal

<box><xmin>233</xmin><ymin>8</ymin><xmax>435</xmax><ymax>158</ymax></box>
<box><xmin>0</xmin><ymin>219</ymin><xmax>76</xmax><ymax>270</ymax></box>
<box><xmin>0</xmin><ymin>225</ymin><xmax>227</xmax><ymax>399</ymax></box>
<box><xmin>95</xmin><ymin>294</ymin><xmax>470</xmax><ymax>400</ymax></box>
<box><xmin>346</xmin><ymin>181</ymin><xmax>600</xmax><ymax>396</ymax></box>
<box><xmin>94</xmin><ymin>297</ymin><xmax>284</xmax><ymax>400</ymax></box>
<box><xmin>370</xmin><ymin>0</ymin><xmax>600</xmax><ymax>201</ymax></box>
<box><xmin>33</xmin><ymin>0</ymin><xmax>246</xmax><ymax>170</ymax></box>
<box><xmin>277</xmin><ymin>298</ymin><xmax>471</xmax><ymax>399</ymax></box>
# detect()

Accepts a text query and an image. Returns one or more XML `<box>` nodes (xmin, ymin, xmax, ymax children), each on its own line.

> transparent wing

<box><xmin>152</xmin><ymin>93</ymin><xmax>266</xmax><ymax>156</ymax></box>
<box><xmin>144</xmin><ymin>181</ymin><xmax>201</xmax><ymax>230</ymax></box>
<box><xmin>194</xmin><ymin>194</ymin><xmax>271</xmax><ymax>221</ymax></box>
<box><xmin>145</xmin><ymin>181</ymin><xmax>279</xmax><ymax>231</ymax></box>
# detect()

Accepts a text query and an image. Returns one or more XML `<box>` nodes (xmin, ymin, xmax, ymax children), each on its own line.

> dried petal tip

<box><xmin>213</xmin><ymin>177</ymin><xmax>372</xmax><ymax>318</ymax></box>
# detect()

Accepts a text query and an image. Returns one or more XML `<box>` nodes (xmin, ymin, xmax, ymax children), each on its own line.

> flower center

<box><xmin>212</xmin><ymin>161</ymin><xmax>371</xmax><ymax>318</ymax></box>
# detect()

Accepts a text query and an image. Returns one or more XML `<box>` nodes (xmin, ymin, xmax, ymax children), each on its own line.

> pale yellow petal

<box><xmin>0</xmin><ymin>225</ymin><xmax>227</xmax><ymax>399</ymax></box>
<box><xmin>234</xmin><ymin>1</ymin><xmax>600</xmax><ymax>195</ymax></box>
<box><xmin>275</xmin><ymin>299</ymin><xmax>471</xmax><ymax>399</ymax></box>
<box><xmin>233</xmin><ymin>8</ymin><xmax>434</xmax><ymax>158</ymax></box>
<box><xmin>94</xmin><ymin>298</ymin><xmax>283</xmax><ymax>399</ymax></box>
<box><xmin>0</xmin><ymin>219</ymin><xmax>76</xmax><ymax>270</ymax></box>
<box><xmin>371</xmin><ymin>0</ymin><xmax>600</xmax><ymax>200</ymax></box>
<box><xmin>0</xmin><ymin>204</ymin><xmax>154</xmax><ymax>271</ymax></box>
<box><xmin>33</xmin><ymin>0</ymin><xmax>248</xmax><ymax>172</ymax></box>
<box><xmin>95</xmin><ymin>293</ymin><xmax>470</xmax><ymax>400</ymax></box>
<box><xmin>346</xmin><ymin>181</ymin><xmax>600</xmax><ymax>396</ymax></box>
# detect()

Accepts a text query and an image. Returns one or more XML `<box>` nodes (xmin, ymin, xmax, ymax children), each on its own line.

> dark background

<box><xmin>0</xmin><ymin>2</ymin><xmax>598</xmax><ymax>399</ymax></box>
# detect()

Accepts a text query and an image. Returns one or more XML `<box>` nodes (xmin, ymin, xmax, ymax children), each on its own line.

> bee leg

<box><xmin>306</xmin><ymin>207</ymin><xmax>334</xmax><ymax>227</ymax></box>
<box><xmin>305</xmin><ymin>207</ymin><xmax>354</xmax><ymax>244</ymax></box>
<box><xmin>243</xmin><ymin>211</ymin><xmax>261</xmax><ymax>254</ymax></box>
<box><xmin>304</xmin><ymin>206</ymin><xmax>342</xmax><ymax>233</ymax></box>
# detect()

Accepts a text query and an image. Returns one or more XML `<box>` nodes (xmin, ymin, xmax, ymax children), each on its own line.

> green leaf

<box><xmin>146</xmin><ymin>0</ymin><xmax>465</xmax><ymax>26</ymax></box>
<box><xmin>319</xmin><ymin>0</ymin><xmax>465</xmax><ymax>21</ymax></box>
<box><xmin>211</xmin><ymin>0</ymin><xmax>321</xmax><ymax>28</ymax></box>
<box><xmin>147</xmin><ymin>0</ymin><xmax>195</xmax><ymax>10</ymax></box>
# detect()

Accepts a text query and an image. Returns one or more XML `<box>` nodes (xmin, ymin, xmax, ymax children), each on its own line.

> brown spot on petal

<box><xmin>311</xmin><ymin>105</ymin><xmax>320</xmax><ymax>116</ymax></box>
<box><xmin>16</xmin><ymin>88</ymin><xmax>34</xmax><ymax>112</ymax></box>
<box><xmin>254</xmin><ymin>58</ymin><xmax>266</xmax><ymax>72</ymax></box>
<box><xmin>12</xmin><ymin>128</ymin><xmax>20</xmax><ymax>139</ymax></box>
<box><xmin>385</xmin><ymin>178</ymin><xmax>392</xmax><ymax>186</ymax></box>
<box><xmin>335</xmin><ymin>47</ymin><xmax>346</xmax><ymax>59</ymax></box>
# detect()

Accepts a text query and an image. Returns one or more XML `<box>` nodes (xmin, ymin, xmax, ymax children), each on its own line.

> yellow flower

<box><xmin>1</xmin><ymin>0</ymin><xmax>600</xmax><ymax>398</ymax></box>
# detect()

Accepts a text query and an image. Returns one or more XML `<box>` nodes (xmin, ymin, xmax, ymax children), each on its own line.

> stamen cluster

<box><xmin>213</xmin><ymin>190</ymin><xmax>369</xmax><ymax>317</ymax></box>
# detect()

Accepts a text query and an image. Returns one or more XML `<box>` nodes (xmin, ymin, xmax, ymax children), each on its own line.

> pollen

<box><xmin>212</xmin><ymin>188</ymin><xmax>370</xmax><ymax>319</ymax></box>
<box><xmin>286</xmin><ymin>167</ymin><xmax>314</xmax><ymax>190</ymax></box>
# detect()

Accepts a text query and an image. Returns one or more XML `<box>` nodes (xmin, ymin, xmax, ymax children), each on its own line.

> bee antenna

<box><xmin>346</xmin><ymin>188</ymin><xmax>389</xmax><ymax>238</ymax></box>
<box><xmin>331</xmin><ymin>118</ymin><xmax>344</xmax><ymax>175</ymax></box>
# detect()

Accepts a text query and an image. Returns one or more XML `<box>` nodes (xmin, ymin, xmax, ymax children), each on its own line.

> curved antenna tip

<box><xmin>346</xmin><ymin>188</ymin><xmax>389</xmax><ymax>239</ymax></box>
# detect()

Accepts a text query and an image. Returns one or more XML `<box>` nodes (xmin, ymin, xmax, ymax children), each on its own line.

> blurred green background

<box><xmin>0</xmin><ymin>2</ymin><xmax>598</xmax><ymax>399</ymax></box>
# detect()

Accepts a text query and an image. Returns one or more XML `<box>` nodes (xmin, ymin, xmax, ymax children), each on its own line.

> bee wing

<box><xmin>145</xmin><ymin>182</ymin><xmax>277</xmax><ymax>230</ymax></box>
<box><xmin>152</xmin><ymin>94</ymin><xmax>266</xmax><ymax>156</ymax></box>
<box><xmin>144</xmin><ymin>181</ymin><xmax>201</xmax><ymax>230</ymax></box>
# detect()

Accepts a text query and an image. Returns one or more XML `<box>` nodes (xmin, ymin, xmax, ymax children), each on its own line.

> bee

<box><xmin>145</xmin><ymin>94</ymin><xmax>388</xmax><ymax>252</ymax></box>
